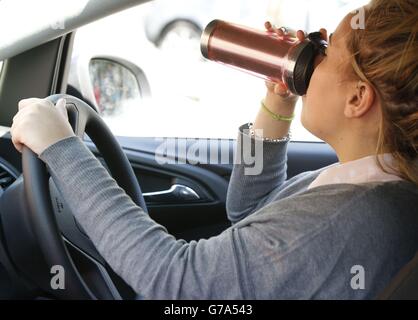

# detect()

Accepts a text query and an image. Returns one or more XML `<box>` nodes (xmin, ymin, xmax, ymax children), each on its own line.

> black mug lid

<box><xmin>286</xmin><ymin>32</ymin><xmax>327</xmax><ymax>96</ymax></box>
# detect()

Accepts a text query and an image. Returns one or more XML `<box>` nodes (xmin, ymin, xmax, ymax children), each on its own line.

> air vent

<box><xmin>0</xmin><ymin>163</ymin><xmax>17</xmax><ymax>190</ymax></box>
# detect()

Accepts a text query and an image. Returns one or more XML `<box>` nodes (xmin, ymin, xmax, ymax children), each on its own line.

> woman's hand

<box><xmin>264</xmin><ymin>21</ymin><xmax>307</xmax><ymax>109</ymax></box>
<box><xmin>251</xmin><ymin>22</ymin><xmax>307</xmax><ymax>140</ymax></box>
<box><xmin>11</xmin><ymin>98</ymin><xmax>75</xmax><ymax>155</ymax></box>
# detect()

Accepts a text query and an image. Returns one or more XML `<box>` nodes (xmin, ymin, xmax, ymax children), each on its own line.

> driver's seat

<box><xmin>378</xmin><ymin>252</ymin><xmax>418</xmax><ymax>299</ymax></box>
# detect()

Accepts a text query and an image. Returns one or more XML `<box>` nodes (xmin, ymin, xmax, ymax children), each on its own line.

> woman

<box><xmin>11</xmin><ymin>0</ymin><xmax>418</xmax><ymax>299</ymax></box>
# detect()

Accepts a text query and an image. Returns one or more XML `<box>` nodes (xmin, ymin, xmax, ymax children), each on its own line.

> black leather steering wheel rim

<box><xmin>22</xmin><ymin>94</ymin><xmax>147</xmax><ymax>299</ymax></box>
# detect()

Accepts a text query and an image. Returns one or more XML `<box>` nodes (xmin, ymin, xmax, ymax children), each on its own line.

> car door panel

<box><xmin>87</xmin><ymin>140</ymin><xmax>231</xmax><ymax>241</ymax></box>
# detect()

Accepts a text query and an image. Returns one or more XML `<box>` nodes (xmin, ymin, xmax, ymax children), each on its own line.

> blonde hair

<box><xmin>346</xmin><ymin>0</ymin><xmax>418</xmax><ymax>185</ymax></box>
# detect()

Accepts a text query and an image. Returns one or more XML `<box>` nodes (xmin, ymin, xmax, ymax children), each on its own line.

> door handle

<box><xmin>143</xmin><ymin>184</ymin><xmax>200</xmax><ymax>203</ymax></box>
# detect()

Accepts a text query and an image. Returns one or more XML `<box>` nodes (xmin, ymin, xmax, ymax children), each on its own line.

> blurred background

<box><xmin>69</xmin><ymin>0</ymin><xmax>369</xmax><ymax>141</ymax></box>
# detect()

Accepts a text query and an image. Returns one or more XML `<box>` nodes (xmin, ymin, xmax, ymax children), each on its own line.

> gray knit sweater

<box><xmin>39</xmin><ymin>124</ymin><xmax>418</xmax><ymax>299</ymax></box>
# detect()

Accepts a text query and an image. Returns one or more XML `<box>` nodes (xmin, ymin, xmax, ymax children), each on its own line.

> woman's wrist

<box><xmin>252</xmin><ymin>107</ymin><xmax>293</xmax><ymax>140</ymax></box>
<box><xmin>260</xmin><ymin>100</ymin><xmax>295</xmax><ymax>122</ymax></box>
<box><xmin>263</xmin><ymin>91</ymin><xmax>298</xmax><ymax>116</ymax></box>
<box><xmin>252</xmin><ymin>91</ymin><xmax>297</xmax><ymax>139</ymax></box>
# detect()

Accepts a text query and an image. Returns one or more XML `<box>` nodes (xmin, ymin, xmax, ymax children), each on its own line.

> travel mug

<box><xmin>200</xmin><ymin>19</ymin><xmax>327</xmax><ymax>95</ymax></box>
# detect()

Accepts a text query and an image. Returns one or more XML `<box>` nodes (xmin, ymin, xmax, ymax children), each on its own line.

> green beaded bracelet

<box><xmin>261</xmin><ymin>100</ymin><xmax>295</xmax><ymax>123</ymax></box>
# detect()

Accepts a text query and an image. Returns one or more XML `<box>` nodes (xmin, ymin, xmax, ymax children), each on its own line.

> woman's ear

<box><xmin>344</xmin><ymin>81</ymin><xmax>376</xmax><ymax>118</ymax></box>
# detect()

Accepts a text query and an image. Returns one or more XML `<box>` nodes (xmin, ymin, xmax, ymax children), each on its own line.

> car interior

<box><xmin>0</xmin><ymin>0</ymin><xmax>416</xmax><ymax>300</ymax></box>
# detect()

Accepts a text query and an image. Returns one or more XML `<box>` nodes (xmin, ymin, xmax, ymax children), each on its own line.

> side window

<box><xmin>68</xmin><ymin>0</ymin><xmax>368</xmax><ymax>141</ymax></box>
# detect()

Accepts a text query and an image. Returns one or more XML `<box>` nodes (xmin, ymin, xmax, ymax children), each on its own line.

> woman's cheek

<box><xmin>300</xmin><ymin>68</ymin><xmax>325</xmax><ymax>133</ymax></box>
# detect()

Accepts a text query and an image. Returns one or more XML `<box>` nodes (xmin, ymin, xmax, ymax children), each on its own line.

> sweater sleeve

<box><xmin>37</xmin><ymin>134</ymin><xmax>418</xmax><ymax>300</ymax></box>
<box><xmin>225</xmin><ymin>123</ymin><xmax>290</xmax><ymax>224</ymax></box>
<box><xmin>39</xmin><ymin>136</ymin><xmax>250</xmax><ymax>299</ymax></box>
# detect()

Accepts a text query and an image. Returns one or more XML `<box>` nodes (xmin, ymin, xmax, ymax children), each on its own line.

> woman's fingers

<box><xmin>18</xmin><ymin>98</ymin><xmax>36</xmax><ymax>110</ymax></box>
<box><xmin>265</xmin><ymin>21</ymin><xmax>287</xmax><ymax>37</ymax></box>
<box><xmin>10</xmin><ymin>120</ymin><xmax>23</xmax><ymax>153</ymax></box>
<box><xmin>265</xmin><ymin>21</ymin><xmax>326</xmax><ymax>42</ymax></box>
<box><xmin>56</xmin><ymin>98</ymin><xmax>68</xmax><ymax>121</ymax></box>
<box><xmin>264</xmin><ymin>21</ymin><xmax>274</xmax><ymax>31</ymax></box>
<box><xmin>11</xmin><ymin>104</ymin><xmax>35</xmax><ymax>153</ymax></box>
<box><xmin>265</xmin><ymin>80</ymin><xmax>275</xmax><ymax>90</ymax></box>
<box><xmin>274</xmin><ymin>82</ymin><xmax>290</xmax><ymax>97</ymax></box>
<box><xmin>265</xmin><ymin>21</ymin><xmax>307</xmax><ymax>42</ymax></box>
<box><xmin>319</xmin><ymin>28</ymin><xmax>328</xmax><ymax>41</ymax></box>
<box><xmin>265</xmin><ymin>80</ymin><xmax>290</xmax><ymax>98</ymax></box>
<box><xmin>296</xmin><ymin>30</ymin><xmax>306</xmax><ymax>41</ymax></box>
<box><xmin>18</xmin><ymin>98</ymin><xmax>46</xmax><ymax>110</ymax></box>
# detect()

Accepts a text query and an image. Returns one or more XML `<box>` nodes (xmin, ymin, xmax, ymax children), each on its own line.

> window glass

<box><xmin>69</xmin><ymin>0</ymin><xmax>369</xmax><ymax>141</ymax></box>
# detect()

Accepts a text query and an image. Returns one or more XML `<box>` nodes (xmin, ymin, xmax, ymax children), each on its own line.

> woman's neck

<box><xmin>330</xmin><ymin>132</ymin><xmax>382</xmax><ymax>164</ymax></box>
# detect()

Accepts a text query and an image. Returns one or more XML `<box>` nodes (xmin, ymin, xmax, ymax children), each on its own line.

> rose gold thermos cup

<box><xmin>200</xmin><ymin>20</ymin><xmax>327</xmax><ymax>96</ymax></box>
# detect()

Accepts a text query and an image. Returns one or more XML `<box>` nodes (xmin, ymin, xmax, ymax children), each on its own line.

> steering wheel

<box><xmin>21</xmin><ymin>94</ymin><xmax>147</xmax><ymax>299</ymax></box>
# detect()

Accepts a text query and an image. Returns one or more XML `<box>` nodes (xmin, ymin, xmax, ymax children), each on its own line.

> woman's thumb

<box><xmin>56</xmin><ymin>98</ymin><xmax>68</xmax><ymax>120</ymax></box>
